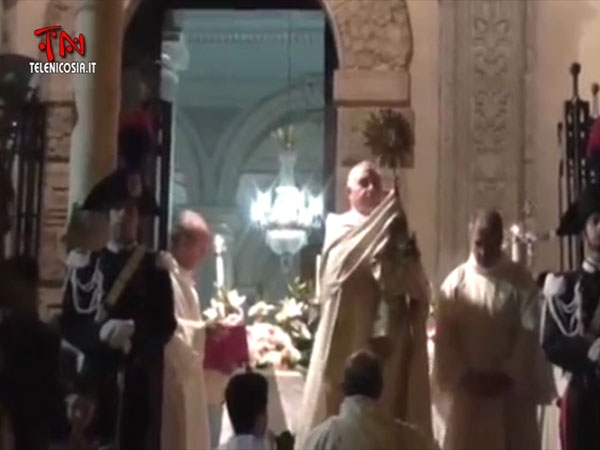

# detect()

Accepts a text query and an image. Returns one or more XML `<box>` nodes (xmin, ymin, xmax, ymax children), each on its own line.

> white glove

<box><xmin>99</xmin><ymin>319</ymin><xmax>135</xmax><ymax>353</ymax></box>
<box><xmin>588</xmin><ymin>338</ymin><xmax>600</xmax><ymax>363</ymax></box>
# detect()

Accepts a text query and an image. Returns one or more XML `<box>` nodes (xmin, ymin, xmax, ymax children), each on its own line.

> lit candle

<box><xmin>315</xmin><ymin>254</ymin><xmax>322</xmax><ymax>298</ymax></box>
<box><xmin>214</xmin><ymin>234</ymin><xmax>226</xmax><ymax>289</ymax></box>
<box><xmin>510</xmin><ymin>224</ymin><xmax>520</xmax><ymax>263</ymax></box>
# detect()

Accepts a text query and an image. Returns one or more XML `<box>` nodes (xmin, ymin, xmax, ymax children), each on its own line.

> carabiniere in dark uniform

<box><xmin>60</xmin><ymin>169</ymin><xmax>175</xmax><ymax>449</ymax></box>
<box><xmin>542</xmin><ymin>183</ymin><xmax>600</xmax><ymax>450</ymax></box>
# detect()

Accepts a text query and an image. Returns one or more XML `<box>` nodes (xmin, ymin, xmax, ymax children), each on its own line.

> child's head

<box><xmin>225</xmin><ymin>371</ymin><xmax>269</xmax><ymax>436</ymax></box>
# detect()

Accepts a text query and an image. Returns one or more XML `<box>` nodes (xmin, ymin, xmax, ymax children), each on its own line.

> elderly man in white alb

<box><xmin>159</xmin><ymin>210</ymin><xmax>212</xmax><ymax>450</ymax></box>
<box><xmin>296</xmin><ymin>160</ymin><xmax>432</xmax><ymax>447</ymax></box>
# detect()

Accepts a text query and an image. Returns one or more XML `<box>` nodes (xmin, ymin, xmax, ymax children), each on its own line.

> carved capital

<box><xmin>334</xmin><ymin>69</ymin><xmax>410</xmax><ymax>106</ymax></box>
<box><xmin>326</xmin><ymin>0</ymin><xmax>412</xmax><ymax>71</ymax></box>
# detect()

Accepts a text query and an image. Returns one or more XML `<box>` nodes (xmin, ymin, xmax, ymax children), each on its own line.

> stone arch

<box><xmin>124</xmin><ymin>0</ymin><xmax>413</xmax><ymax>72</ymax></box>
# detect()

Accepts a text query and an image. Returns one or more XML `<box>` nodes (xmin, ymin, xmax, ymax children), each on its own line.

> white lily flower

<box><xmin>203</xmin><ymin>307</ymin><xmax>219</xmax><ymax>322</ymax></box>
<box><xmin>248</xmin><ymin>301</ymin><xmax>275</xmax><ymax>318</ymax></box>
<box><xmin>227</xmin><ymin>290</ymin><xmax>247</xmax><ymax>308</ymax></box>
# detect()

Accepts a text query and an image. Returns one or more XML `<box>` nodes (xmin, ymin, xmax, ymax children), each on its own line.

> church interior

<box><xmin>2</xmin><ymin>0</ymin><xmax>600</xmax><ymax>448</ymax></box>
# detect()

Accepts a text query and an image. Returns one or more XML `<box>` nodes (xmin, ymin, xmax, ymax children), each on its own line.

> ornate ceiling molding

<box><xmin>186</xmin><ymin>30</ymin><xmax>322</xmax><ymax>45</ymax></box>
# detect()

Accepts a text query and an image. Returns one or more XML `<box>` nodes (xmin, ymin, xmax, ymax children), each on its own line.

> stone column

<box><xmin>437</xmin><ymin>0</ymin><xmax>530</xmax><ymax>278</ymax></box>
<box><xmin>69</xmin><ymin>0</ymin><xmax>125</xmax><ymax>208</ymax></box>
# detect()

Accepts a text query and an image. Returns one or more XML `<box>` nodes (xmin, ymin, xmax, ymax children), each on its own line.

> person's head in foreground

<box><xmin>342</xmin><ymin>350</ymin><xmax>384</xmax><ymax>400</ymax></box>
<box><xmin>469</xmin><ymin>209</ymin><xmax>504</xmax><ymax>269</ymax></box>
<box><xmin>171</xmin><ymin>209</ymin><xmax>212</xmax><ymax>271</ymax></box>
<box><xmin>346</xmin><ymin>161</ymin><xmax>384</xmax><ymax>216</ymax></box>
<box><xmin>225</xmin><ymin>371</ymin><xmax>269</xmax><ymax>437</ymax></box>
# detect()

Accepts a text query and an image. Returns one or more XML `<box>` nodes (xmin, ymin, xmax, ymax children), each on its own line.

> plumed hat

<box><xmin>81</xmin><ymin>169</ymin><xmax>160</xmax><ymax>215</ymax></box>
<box><xmin>557</xmin><ymin>182</ymin><xmax>600</xmax><ymax>236</ymax></box>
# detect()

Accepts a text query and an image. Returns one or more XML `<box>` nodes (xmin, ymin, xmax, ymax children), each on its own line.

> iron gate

<box><xmin>558</xmin><ymin>64</ymin><xmax>599</xmax><ymax>271</ymax></box>
<box><xmin>0</xmin><ymin>97</ymin><xmax>46</xmax><ymax>260</ymax></box>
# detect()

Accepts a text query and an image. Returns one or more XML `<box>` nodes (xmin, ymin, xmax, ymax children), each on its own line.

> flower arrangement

<box><xmin>363</xmin><ymin>109</ymin><xmax>413</xmax><ymax>170</ymax></box>
<box><xmin>203</xmin><ymin>287</ymin><xmax>246</xmax><ymax>326</ymax></box>
<box><xmin>247</xmin><ymin>288</ymin><xmax>318</xmax><ymax>371</ymax></box>
<box><xmin>245</xmin><ymin>320</ymin><xmax>302</xmax><ymax>370</ymax></box>
<box><xmin>275</xmin><ymin>278</ymin><xmax>320</xmax><ymax>370</ymax></box>
<box><xmin>202</xmin><ymin>288</ymin><xmax>249</xmax><ymax>374</ymax></box>
<box><xmin>206</xmin><ymin>279</ymin><xmax>319</xmax><ymax>372</ymax></box>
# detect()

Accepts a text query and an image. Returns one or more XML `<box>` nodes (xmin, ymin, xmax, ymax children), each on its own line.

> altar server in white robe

<box><xmin>159</xmin><ymin>210</ymin><xmax>212</xmax><ymax>450</ymax></box>
<box><xmin>304</xmin><ymin>350</ymin><xmax>437</xmax><ymax>450</ymax></box>
<box><xmin>297</xmin><ymin>161</ymin><xmax>432</xmax><ymax>447</ymax></box>
<box><xmin>434</xmin><ymin>210</ymin><xmax>555</xmax><ymax>450</ymax></box>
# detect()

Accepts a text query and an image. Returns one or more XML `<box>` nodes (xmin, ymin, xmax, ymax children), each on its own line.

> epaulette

<box><xmin>65</xmin><ymin>249</ymin><xmax>92</xmax><ymax>268</ymax></box>
<box><xmin>543</xmin><ymin>271</ymin><xmax>577</xmax><ymax>299</ymax></box>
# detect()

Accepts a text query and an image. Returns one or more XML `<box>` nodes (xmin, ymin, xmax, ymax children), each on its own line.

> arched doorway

<box><xmin>123</xmin><ymin>0</ymin><xmax>338</xmax><ymax>303</ymax></box>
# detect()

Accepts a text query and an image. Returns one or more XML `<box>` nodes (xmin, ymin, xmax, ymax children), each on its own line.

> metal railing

<box><xmin>0</xmin><ymin>97</ymin><xmax>46</xmax><ymax>260</ymax></box>
<box><xmin>558</xmin><ymin>63</ymin><xmax>599</xmax><ymax>271</ymax></box>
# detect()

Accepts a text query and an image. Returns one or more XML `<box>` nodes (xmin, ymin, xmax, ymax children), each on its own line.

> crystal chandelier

<box><xmin>250</xmin><ymin>13</ymin><xmax>322</xmax><ymax>267</ymax></box>
<box><xmin>251</xmin><ymin>125</ymin><xmax>323</xmax><ymax>263</ymax></box>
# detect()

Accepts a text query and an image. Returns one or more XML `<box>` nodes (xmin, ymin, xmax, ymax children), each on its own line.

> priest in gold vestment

<box><xmin>296</xmin><ymin>162</ymin><xmax>432</xmax><ymax>447</ymax></box>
